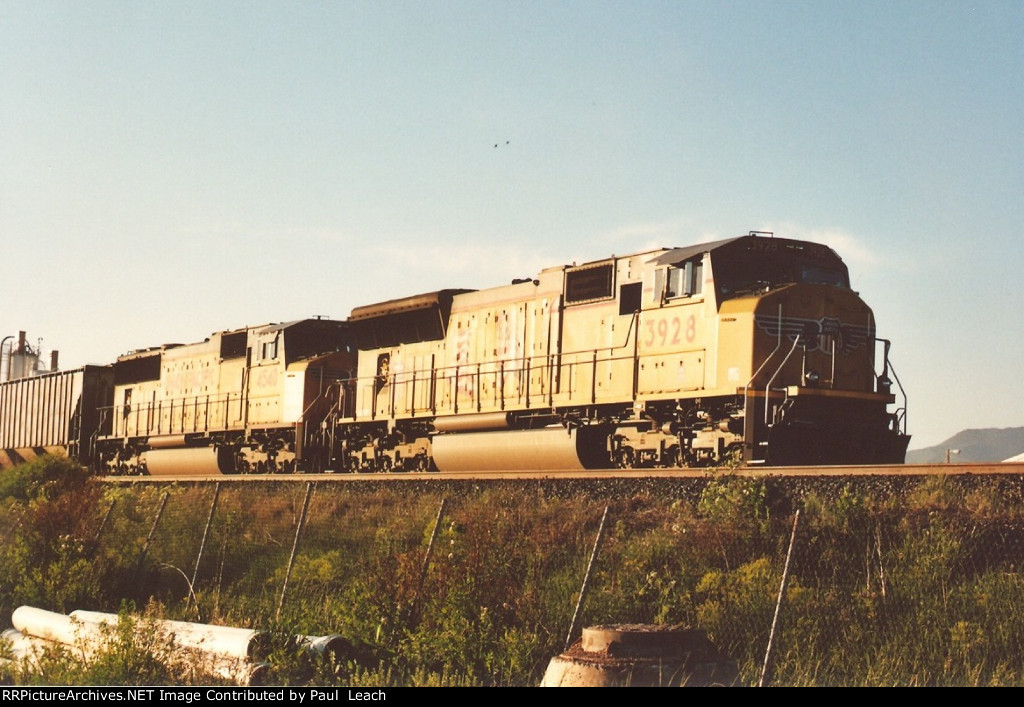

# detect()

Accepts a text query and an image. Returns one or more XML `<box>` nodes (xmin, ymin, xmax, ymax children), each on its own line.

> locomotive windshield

<box><xmin>712</xmin><ymin>238</ymin><xmax>850</xmax><ymax>300</ymax></box>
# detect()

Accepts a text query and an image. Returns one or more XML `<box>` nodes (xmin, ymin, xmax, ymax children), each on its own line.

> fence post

<box><xmin>2</xmin><ymin>512</ymin><xmax>23</xmax><ymax>545</ymax></box>
<box><xmin>277</xmin><ymin>481</ymin><xmax>315</xmax><ymax>620</ymax></box>
<box><xmin>564</xmin><ymin>505</ymin><xmax>610</xmax><ymax>651</ymax></box>
<box><xmin>410</xmin><ymin>498</ymin><xmax>448</xmax><ymax>623</ymax></box>
<box><xmin>759</xmin><ymin>509</ymin><xmax>800</xmax><ymax>688</ymax></box>
<box><xmin>875</xmin><ymin>521</ymin><xmax>887</xmax><ymax>598</ymax></box>
<box><xmin>191</xmin><ymin>482</ymin><xmax>222</xmax><ymax>588</ymax></box>
<box><xmin>135</xmin><ymin>491</ymin><xmax>171</xmax><ymax>581</ymax></box>
<box><xmin>187</xmin><ymin>481</ymin><xmax>222</xmax><ymax>619</ymax></box>
<box><xmin>94</xmin><ymin>499</ymin><xmax>116</xmax><ymax>543</ymax></box>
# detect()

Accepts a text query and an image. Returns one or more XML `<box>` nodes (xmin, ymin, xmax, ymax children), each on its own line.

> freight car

<box><xmin>0</xmin><ymin>366</ymin><xmax>114</xmax><ymax>470</ymax></box>
<box><xmin>1</xmin><ymin>231</ymin><xmax>909</xmax><ymax>474</ymax></box>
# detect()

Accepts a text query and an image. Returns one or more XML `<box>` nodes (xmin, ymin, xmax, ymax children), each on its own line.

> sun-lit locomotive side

<box><xmin>337</xmin><ymin>232</ymin><xmax>909</xmax><ymax>471</ymax></box>
<box><xmin>96</xmin><ymin>318</ymin><xmax>356</xmax><ymax>475</ymax></box>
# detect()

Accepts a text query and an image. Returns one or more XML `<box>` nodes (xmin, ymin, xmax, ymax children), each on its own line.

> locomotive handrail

<box><xmin>764</xmin><ymin>335</ymin><xmax>804</xmax><ymax>427</ymax></box>
<box><xmin>318</xmin><ymin>383</ymin><xmax>350</xmax><ymax>469</ymax></box>
<box><xmin>878</xmin><ymin>342</ymin><xmax>908</xmax><ymax>435</ymax></box>
<box><xmin>102</xmin><ymin>390</ymin><xmax>245</xmax><ymax>438</ymax></box>
<box><xmin>363</xmin><ymin>320</ymin><xmax>645</xmax><ymax>422</ymax></box>
<box><xmin>744</xmin><ymin>305</ymin><xmax>785</xmax><ymax>442</ymax></box>
<box><xmin>89</xmin><ymin>408</ymin><xmax>111</xmax><ymax>468</ymax></box>
<box><xmin>605</xmin><ymin>309</ymin><xmax>643</xmax><ymax>403</ymax></box>
<box><xmin>524</xmin><ymin>359</ymin><xmax>530</xmax><ymax>408</ymax></box>
<box><xmin>298</xmin><ymin>376</ymin><xmax>345</xmax><ymax>454</ymax></box>
<box><xmin>828</xmin><ymin>338</ymin><xmax>836</xmax><ymax>390</ymax></box>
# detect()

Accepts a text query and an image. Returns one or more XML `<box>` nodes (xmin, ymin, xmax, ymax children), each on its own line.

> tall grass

<box><xmin>3</xmin><ymin>459</ymin><xmax>1024</xmax><ymax>685</ymax></box>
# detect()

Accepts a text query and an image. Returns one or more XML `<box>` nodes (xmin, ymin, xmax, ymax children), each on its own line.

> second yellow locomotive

<box><xmin>99</xmin><ymin>318</ymin><xmax>356</xmax><ymax>475</ymax></box>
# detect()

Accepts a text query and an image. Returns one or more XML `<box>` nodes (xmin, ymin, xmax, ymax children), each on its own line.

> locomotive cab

<box><xmin>704</xmin><ymin>235</ymin><xmax>908</xmax><ymax>465</ymax></box>
<box><xmin>631</xmin><ymin>233</ymin><xmax>908</xmax><ymax>467</ymax></box>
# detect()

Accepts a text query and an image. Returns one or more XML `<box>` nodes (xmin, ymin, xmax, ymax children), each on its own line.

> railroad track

<box><xmin>100</xmin><ymin>461</ymin><xmax>1024</xmax><ymax>483</ymax></box>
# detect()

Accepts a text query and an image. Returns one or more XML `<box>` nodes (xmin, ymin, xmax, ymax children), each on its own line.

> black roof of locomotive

<box><xmin>651</xmin><ymin>236</ymin><xmax>744</xmax><ymax>266</ymax></box>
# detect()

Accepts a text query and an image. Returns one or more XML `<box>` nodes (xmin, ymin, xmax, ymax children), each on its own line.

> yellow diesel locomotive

<box><xmin>96</xmin><ymin>318</ymin><xmax>356</xmax><ymax>475</ymax></box>
<box><xmin>338</xmin><ymin>231</ymin><xmax>908</xmax><ymax>471</ymax></box>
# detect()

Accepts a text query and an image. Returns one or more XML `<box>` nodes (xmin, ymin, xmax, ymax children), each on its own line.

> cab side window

<box><xmin>665</xmin><ymin>259</ymin><xmax>703</xmax><ymax>299</ymax></box>
<box><xmin>261</xmin><ymin>338</ymin><xmax>279</xmax><ymax>360</ymax></box>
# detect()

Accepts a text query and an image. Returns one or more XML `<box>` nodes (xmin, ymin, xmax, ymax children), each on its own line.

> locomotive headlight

<box><xmin>804</xmin><ymin>370</ymin><xmax>821</xmax><ymax>386</ymax></box>
<box><xmin>877</xmin><ymin>375</ymin><xmax>892</xmax><ymax>391</ymax></box>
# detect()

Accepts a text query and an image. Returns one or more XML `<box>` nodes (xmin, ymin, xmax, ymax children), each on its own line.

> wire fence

<box><xmin>4</xmin><ymin>474</ymin><xmax>1024</xmax><ymax>685</ymax></box>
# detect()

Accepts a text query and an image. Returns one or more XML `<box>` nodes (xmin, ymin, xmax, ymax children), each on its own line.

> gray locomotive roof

<box><xmin>249</xmin><ymin>318</ymin><xmax>348</xmax><ymax>335</ymax></box>
<box><xmin>252</xmin><ymin>319</ymin><xmax>304</xmax><ymax>334</ymax></box>
<box><xmin>350</xmin><ymin>289</ymin><xmax>475</xmax><ymax>321</ymax></box>
<box><xmin>649</xmin><ymin>236</ymin><xmax>745</xmax><ymax>266</ymax></box>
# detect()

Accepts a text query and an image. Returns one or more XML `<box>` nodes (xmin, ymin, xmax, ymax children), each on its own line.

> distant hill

<box><xmin>905</xmin><ymin>427</ymin><xmax>1024</xmax><ymax>464</ymax></box>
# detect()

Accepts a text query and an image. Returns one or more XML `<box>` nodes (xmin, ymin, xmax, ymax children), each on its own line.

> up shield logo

<box><xmin>754</xmin><ymin>314</ymin><xmax>873</xmax><ymax>355</ymax></box>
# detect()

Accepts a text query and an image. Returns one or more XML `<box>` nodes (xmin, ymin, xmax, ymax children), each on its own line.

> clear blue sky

<box><xmin>2</xmin><ymin>1</ymin><xmax>1021</xmax><ymax>449</ymax></box>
